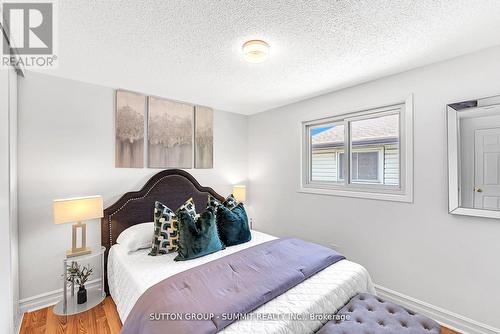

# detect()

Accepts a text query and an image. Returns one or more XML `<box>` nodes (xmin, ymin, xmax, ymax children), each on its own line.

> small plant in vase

<box><xmin>66</xmin><ymin>262</ymin><xmax>93</xmax><ymax>304</ymax></box>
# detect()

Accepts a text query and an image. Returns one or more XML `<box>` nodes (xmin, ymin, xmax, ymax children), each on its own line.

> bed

<box><xmin>102</xmin><ymin>169</ymin><xmax>375</xmax><ymax>333</ymax></box>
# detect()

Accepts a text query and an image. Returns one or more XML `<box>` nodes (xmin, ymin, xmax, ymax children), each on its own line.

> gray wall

<box><xmin>18</xmin><ymin>72</ymin><xmax>249</xmax><ymax>301</ymax></box>
<box><xmin>248</xmin><ymin>46</ymin><xmax>500</xmax><ymax>329</ymax></box>
<box><xmin>0</xmin><ymin>65</ymin><xmax>19</xmax><ymax>332</ymax></box>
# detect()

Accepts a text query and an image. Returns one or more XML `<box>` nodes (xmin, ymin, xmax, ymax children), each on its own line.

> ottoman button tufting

<box><xmin>316</xmin><ymin>293</ymin><xmax>441</xmax><ymax>334</ymax></box>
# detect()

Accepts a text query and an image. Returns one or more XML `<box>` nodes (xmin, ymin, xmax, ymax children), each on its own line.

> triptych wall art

<box><xmin>115</xmin><ymin>90</ymin><xmax>213</xmax><ymax>169</ymax></box>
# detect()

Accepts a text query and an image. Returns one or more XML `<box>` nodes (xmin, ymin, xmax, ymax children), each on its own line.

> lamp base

<box><xmin>67</xmin><ymin>221</ymin><xmax>91</xmax><ymax>258</ymax></box>
<box><xmin>66</xmin><ymin>247</ymin><xmax>91</xmax><ymax>258</ymax></box>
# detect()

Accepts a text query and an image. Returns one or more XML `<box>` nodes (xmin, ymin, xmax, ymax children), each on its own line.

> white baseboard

<box><xmin>375</xmin><ymin>284</ymin><xmax>500</xmax><ymax>334</ymax></box>
<box><xmin>19</xmin><ymin>279</ymin><xmax>102</xmax><ymax>314</ymax></box>
<box><xmin>19</xmin><ymin>289</ymin><xmax>64</xmax><ymax>314</ymax></box>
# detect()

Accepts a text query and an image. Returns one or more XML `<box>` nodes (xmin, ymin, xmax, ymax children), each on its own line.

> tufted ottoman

<box><xmin>317</xmin><ymin>293</ymin><xmax>441</xmax><ymax>334</ymax></box>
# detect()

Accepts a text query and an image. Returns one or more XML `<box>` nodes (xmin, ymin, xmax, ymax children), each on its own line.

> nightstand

<box><xmin>53</xmin><ymin>246</ymin><xmax>106</xmax><ymax>316</ymax></box>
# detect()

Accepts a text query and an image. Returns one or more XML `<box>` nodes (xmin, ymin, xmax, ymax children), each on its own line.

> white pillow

<box><xmin>116</xmin><ymin>222</ymin><xmax>154</xmax><ymax>252</ymax></box>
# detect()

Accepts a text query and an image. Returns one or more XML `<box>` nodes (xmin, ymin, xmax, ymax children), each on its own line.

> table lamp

<box><xmin>53</xmin><ymin>195</ymin><xmax>103</xmax><ymax>258</ymax></box>
<box><xmin>233</xmin><ymin>185</ymin><xmax>246</xmax><ymax>203</ymax></box>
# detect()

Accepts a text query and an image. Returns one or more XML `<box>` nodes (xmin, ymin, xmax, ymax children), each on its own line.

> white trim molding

<box><xmin>375</xmin><ymin>284</ymin><xmax>500</xmax><ymax>334</ymax></box>
<box><xmin>19</xmin><ymin>278</ymin><xmax>102</xmax><ymax>314</ymax></box>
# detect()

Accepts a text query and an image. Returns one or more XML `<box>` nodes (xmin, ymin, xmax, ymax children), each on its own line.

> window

<box><xmin>340</xmin><ymin>149</ymin><xmax>384</xmax><ymax>183</ymax></box>
<box><xmin>301</xmin><ymin>97</ymin><xmax>413</xmax><ymax>202</ymax></box>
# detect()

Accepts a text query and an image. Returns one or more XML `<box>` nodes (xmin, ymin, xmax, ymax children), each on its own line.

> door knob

<box><xmin>474</xmin><ymin>186</ymin><xmax>483</xmax><ymax>193</ymax></box>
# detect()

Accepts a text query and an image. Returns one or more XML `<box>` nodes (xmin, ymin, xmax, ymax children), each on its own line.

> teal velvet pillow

<box><xmin>174</xmin><ymin>209</ymin><xmax>225</xmax><ymax>261</ymax></box>
<box><xmin>216</xmin><ymin>203</ymin><xmax>251</xmax><ymax>246</ymax></box>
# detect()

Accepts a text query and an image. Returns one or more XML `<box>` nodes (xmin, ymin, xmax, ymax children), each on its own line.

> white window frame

<box><xmin>300</xmin><ymin>95</ymin><xmax>413</xmax><ymax>203</ymax></box>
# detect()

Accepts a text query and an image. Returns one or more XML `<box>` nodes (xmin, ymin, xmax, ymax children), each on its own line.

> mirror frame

<box><xmin>447</xmin><ymin>95</ymin><xmax>500</xmax><ymax>219</ymax></box>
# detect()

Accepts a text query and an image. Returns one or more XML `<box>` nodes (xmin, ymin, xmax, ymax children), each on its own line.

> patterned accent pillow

<box><xmin>180</xmin><ymin>197</ymin><xmax>197</xmax><ymax>218</ymax></box>
<box><xmin>207</xmin><ymin>194</ymin><xmax>240</xmax><ymax>212</ymax></box>
<box><xmin>148</xmin><ymin>199</ymin><xmax>198</xmax><ymax>256</ymax></box>
<box><xmin>149</xmin><ymin>201</ymin><xmax>177</xmax><ymax>256</ymax></box>
<box><xmin>165</xmin><ymin>218</ymin><xmax>179</xmax><ymax>253</ymax></box>
<box><xmin>223</xmin><ymin>194</ymin><xmax>238</xmax><ymax>210</ymax></box>
<box><xmin>206</xmin><ymin>194</ymin><xmax>222</xmax><ymax>213</ymax></box>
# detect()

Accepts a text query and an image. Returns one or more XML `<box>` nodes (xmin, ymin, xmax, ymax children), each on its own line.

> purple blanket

<box><xmin>120</xmin><ymin>238</ymin><xmax>345</xmax><ymax>334</ymax></box>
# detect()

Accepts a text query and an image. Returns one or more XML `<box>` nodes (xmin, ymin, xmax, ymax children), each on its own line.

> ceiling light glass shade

<box><xmin>242</xmin><ymin>40</ymin><xmax>269</xmax><ymax>63</ymax></box>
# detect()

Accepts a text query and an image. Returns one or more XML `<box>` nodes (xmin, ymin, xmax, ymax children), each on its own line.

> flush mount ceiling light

<box><xmin>242</xmin><ymin>40</ymin><xmax>270</xmax><ymax>63</ymax></box>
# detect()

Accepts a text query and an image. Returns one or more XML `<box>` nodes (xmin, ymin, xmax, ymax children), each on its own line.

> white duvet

<box><xmin>108</xmin><ymin>230</ymin><xmax>375</xmax><ymax>334</ymax></box>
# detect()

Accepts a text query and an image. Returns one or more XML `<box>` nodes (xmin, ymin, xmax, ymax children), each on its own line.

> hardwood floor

<box><xmin>20</xmin><ymin>296</ymin><xmax>460</xmax><ymax>334</ymax></box>
<box><xmin>441</xmin><ymin>328</ymin><xmax>461</xmax><ymax>334</ymax></box>
<box><xmin>20</xmin><ymin>297</ymin><xmax>122</xmax><ymax>334</ymax></box>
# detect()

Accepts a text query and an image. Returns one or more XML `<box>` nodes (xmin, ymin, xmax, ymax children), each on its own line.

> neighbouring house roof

<box><xmin>312</xmin><ymin>114</ymin><xmax>399</xmax><ymax>148</ymax></box>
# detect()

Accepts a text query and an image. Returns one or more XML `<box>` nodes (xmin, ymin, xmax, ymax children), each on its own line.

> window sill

<box><xmin>298</xmin><ymin>186</ymin><xmax>413</xmax><ymax>203</ymax></box>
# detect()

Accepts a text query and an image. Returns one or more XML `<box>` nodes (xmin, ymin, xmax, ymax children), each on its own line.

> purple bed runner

<box><xmin>120</xmin><ymin>238</ymin><xmax>345</xmax><ymax>334</ymax></box>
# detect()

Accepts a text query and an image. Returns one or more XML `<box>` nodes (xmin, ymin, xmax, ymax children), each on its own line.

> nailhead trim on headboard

<box><xmin>107</xmin><ymin>175</ymin><xmax>172</xmax><ymax>245</ymax></box>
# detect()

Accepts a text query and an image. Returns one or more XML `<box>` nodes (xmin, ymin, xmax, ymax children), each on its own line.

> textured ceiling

<box><xmin>37</xmin><ymin>0</ymin><xmax>500</xmax><ymax>114</ymax></box>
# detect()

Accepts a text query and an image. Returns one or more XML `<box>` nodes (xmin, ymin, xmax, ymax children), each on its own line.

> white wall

<box><xmin>248</xmin><ymin>46</ymin><xmax>500</xmax><ymax>330</ymax></box>
<box><xmin>0</xmin><ymin>64</ymin><xmax>19</xmax><ymax>333</ymax></box>
<box><xmin>17</xmin><ymin>72</ymin><xmax>248</xmax><ymax>302</ymax></box>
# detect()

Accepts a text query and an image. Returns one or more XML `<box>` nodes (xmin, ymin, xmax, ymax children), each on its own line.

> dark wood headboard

<box><xmin>101</xmin><ymin>169</ymin><xmax>224</xmax><ymax>293</ymax></box>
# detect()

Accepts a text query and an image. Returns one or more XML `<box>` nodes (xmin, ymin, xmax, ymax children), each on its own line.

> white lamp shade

<box><xmin>233</xmin><ymin>185</ymin><xmax>247</xmax><ymax>203</ymax></box>
<box><xmin>53</xmin><ymin>196</ymin><xmax>103</xmax><ymax>224</ymax></box>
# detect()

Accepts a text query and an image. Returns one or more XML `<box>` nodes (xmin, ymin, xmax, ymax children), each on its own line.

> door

<box><xmin>474</xmin><ymin>127</ymin><xmax>500</xmax><ymax>209</ymax></box>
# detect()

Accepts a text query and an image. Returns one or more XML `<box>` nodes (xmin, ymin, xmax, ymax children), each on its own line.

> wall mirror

<box><xmin>447</xmin><ymin>95</ymin><xmax>500</xmax><ymax>219</ymax></box>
